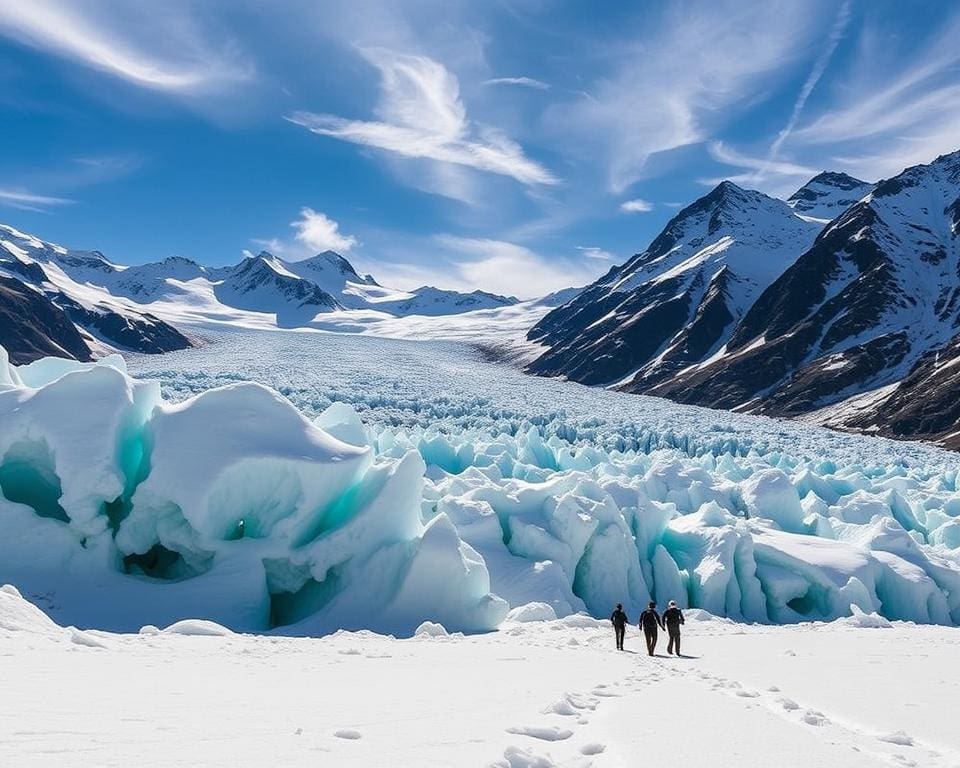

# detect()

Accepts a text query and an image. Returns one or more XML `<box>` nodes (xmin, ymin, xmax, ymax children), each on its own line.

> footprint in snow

<box><xmin>580</xmin><ymin>742</ymin><xmax>606</xmax><ymax>755</ymax></box>
<box><xmin>542</xmin><ymin>693</ymin><xmax>596</xmax><ymax>716</ymax></box>
<box><xmin>591</xmin><ymin>688</ymin><xmax>621</xmax><ymax>698</ymax></box>
<box><xmin>506</xmin><ymin>725</ymin><xmax>573</xmax><ymax>742</ymax></box>
<box><xmin>801</xmin><ymin>710</ymin><xmax>828</xmax><ymax>726</ymax></box>
<box><xmin>492</xmin><ymin>745</ymin><xmax>555</xmax><ymax>768</ymax></box>
<box><xmin>334</xmin><ymin>729</ymin><xmax>362</xmax><ymax>740</ymax></box>
<box><xmin>735</xmin><ymin>689</ymin><xmax>760</xmax><ymax>698</ymax></box>
<box><xmin>878</xmin><ymin>731</ymin><xmax>914</xmax><ymax>747</ymax></box>
<box><xmin>891</xmin><ymin>756</ymin><xmax>917</xmax><ymax>767</ymax></box>
<box><xmin>777</xmin><ymin>697</ymin><xmax>800</xmax><ymax>711</ymax></box>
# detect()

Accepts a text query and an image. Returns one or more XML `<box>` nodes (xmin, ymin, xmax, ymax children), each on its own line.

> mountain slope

<box><xmin>650</xmin><ymin>150</ymin><xmax>960</xmax><ymax>425</ymax></box>
<box><xmin>0</xmin><ymin>275</ymin><xmax>93</xmax><ymax>364</ymax></box>
<box><xmin>527</xmin><ymin>182</ymin><xmax>821</xmax><ymax>386</ymax></box>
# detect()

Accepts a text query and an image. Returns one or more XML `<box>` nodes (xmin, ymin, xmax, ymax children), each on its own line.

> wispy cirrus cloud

<box><xmin>704</xmin><ymin>141</ymin><xmax>819</xmax><ymax>195</ymax></box>
<box><xmin>0</xmin><ymin>187</ymin><xmax>73</xmax><ymax>212</ymax></box>
<box><xmin>0</xmin><ymin>0</ymin><xmax>252</xmax><ymax>93</ymax></box>
<box><xmin>483</xmin><ymin>76</ymin><xmax>550</xmax><ymax>90</ymax></box>
<box><xmin>544</xmin><ymin>1</ymin><xmax>823</xmax><ymax>193</ymax></box>
<box><xmin>576</xmin><ymin>246</ymin><xmax>615</xmax><ymax>261</ymax></box>
<box><xmin>433</xmin><ymin>235</ymin><xmax>607</xmax><ymax>298</ymax></box>
<box><xmin>767</xmin><ymin>0</ymin><xmax>852</xmax><ymax>163</ymax></box>
<box><xmin>287</xmin><ymin>48</ymin><xmax>557</xmax><ymax>188</ymax></box>
<box><xmin>788</xmin><ymin>10</ymin><xmax>960</xmax><ymax>179</ymax></box>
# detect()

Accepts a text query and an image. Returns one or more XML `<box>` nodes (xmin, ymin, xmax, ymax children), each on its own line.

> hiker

<box><xmin>610</xmin><ymin>603</ymin><xmax>629</xmax><ymax>650</ymax></box>
<box><xmin>638</xmin><ymin>601</ymin><xmax>664</xmax><ymax>656</ymax></box>
<box><xmin>663</xmin><ymin>600</ymin><xmax>685</xmax><ymax>655</ymax></box>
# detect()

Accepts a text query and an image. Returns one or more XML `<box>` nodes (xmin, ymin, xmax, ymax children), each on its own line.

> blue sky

<box><xmin>1</xmin><ymin>1</ymin><xmax>959</xmax><ymax>298</ymax></box>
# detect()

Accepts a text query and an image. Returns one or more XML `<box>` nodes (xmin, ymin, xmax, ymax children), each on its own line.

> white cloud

<box><xmin>577</xmin><ymin>246</ymin><xmax>615</xmax><ymax>261</ymax></box>
<box><xmin>0</xmin><ymin>1</ymin><xmax>251</xmax><ymax>93</ymax></box>
<box><xmin>619</xmin><ymin>199</ymin><xmax>653</xmax><ymax>213</ymax></box>
<box><xmin>766</xmin><ymin>0</ymin><xmax>851</xmax><ymax>165</ymax></box>
<box><xmin>785</xmin><ymin>10</ymin><xmax>960</xmax><ymax>179</ymax></box>
<box><xmin>705</xmin><ymin>142</ymin><xmax>819</xmax><ymax>196</ymax></box>
<box><xmin>292</xmin><ymin>208</ymin><xmax>357</xmax><ymax>254</ymax></box>
<box><xmin>544</xmin><ymin>1</ymin><xmax>822</xmax><ymax>193</ymax></box>
<box><xmin>253</xmin><ymin>208</ymin><xmax>357</xmax><ymax>259</ymax></box>
<box><xmin>483</xmin><ymin>76</ymin><xmax>550</xmax><ymax>90</ymax></box>
<box><xmin>287</xmin><ymin>48</ymin><xmax>556</xmax><ymax>187</ymax></box>
<box><xmin>0</xmin><ymin>187</ymin><xmax>73</xmax><ymax>211</ymax></box>
<box><xmin>434</xmin><ymin>235</ymin><xmax>607</xmax><ymax>299</ymax></box>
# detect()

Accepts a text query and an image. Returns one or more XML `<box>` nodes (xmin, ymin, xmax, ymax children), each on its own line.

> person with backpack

<box><xmin>663</xmin><ymin>600</ymin><xmax>685</xmax><ymax>655</ymax></box>
<box><xmin>610</xmin><ymin>603</ymin><xmax>629</xmax><ymax>650</ymax></box>
<box><xmin>638</xmin><ymin>601</ymin><xmax>664</xmax><ymax>656</ymax></box>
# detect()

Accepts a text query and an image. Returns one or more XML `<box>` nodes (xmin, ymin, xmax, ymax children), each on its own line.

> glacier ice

<box><xmin>3</xmin><ymin>335</ymin><xmax>960</xmax><ymax>634</ymax></box>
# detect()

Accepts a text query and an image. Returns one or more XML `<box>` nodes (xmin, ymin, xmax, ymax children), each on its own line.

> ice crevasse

<box><xmin>1</xmin><ymin>345</ymin><xmax>960</xmax><ymax>634</ymax></box>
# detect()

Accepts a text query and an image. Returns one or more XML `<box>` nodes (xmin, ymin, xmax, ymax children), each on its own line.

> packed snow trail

<box><xmin>3</xmin><ymin>335</ymin><xmax>960</xmax><ymax>633</ymax></box>
<box><xmin>1</xmin><ymin>587</ymin><xmax>958</xmax><ymax>768</ymax></box>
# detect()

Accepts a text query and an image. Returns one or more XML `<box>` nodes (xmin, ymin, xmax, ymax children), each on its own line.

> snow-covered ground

<box><xmin>2</xmin><ymin>584</ymin><xmax>958</xmax><ymax>768</ymax></box>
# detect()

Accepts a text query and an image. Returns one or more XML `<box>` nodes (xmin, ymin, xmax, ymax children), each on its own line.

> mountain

<box><xmin>0</xmin><ymin>225</ymin><xmax>192</xmax><ymax>361</ymax></box>
<box><xmin>527</xmin><ymin>181</ymin><xmax>822</xmax><ymax>386</ymax></box>
<box><xmin>373</xmin><ymin>285</ymin><xmax>517</xmax><ymax>316</ymax></box>
<box><xmin>213</xmin><ymin>253</ymin><xmax>342</xmax><ymax>327</ymax></box>
<box><xmin>787</xmin><ymin>172</ymin><xmax>874</xmax><ymax>222</ymax></box>
<box><xmin>0</xmin><ymin>221</ymin><xmax>525</xmax><ymax>363</ymax></box>
<box><xmin>525</xmin><ymin>152</ymin><xmax>960</xmax><ymax>448</ymax></box>
<box><xmin>649</xmin><ymin>151</ymin><xmax>960</xmax><ymax>423</ymax></box>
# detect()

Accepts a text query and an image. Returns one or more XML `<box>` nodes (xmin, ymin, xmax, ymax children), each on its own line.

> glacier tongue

<box><xmin>2</xmin><ymin>344</ymin><xmax>960</xmax><ymax>633</ymax></box>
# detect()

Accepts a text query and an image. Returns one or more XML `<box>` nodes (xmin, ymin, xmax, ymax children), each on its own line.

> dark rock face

<box><xmin>846</xmin><ymin>334</ymin><xmax>960</xmax><ymax>448</ymax></box>
<box><xmin>0</xmin><ymin>276</ymin><xmax>93</xmax><ymax>364</ymax></box>
<box><xmin>53</xmin><ymin>296</ymin><xmax>192</xmax><ymax>355</ymax></box>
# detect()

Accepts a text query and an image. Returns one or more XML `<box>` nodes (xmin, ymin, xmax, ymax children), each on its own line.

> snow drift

<box><xmin>2</xmin><ymin>345</ymin><xmax>960</xmax><ymax>634</ymax></box>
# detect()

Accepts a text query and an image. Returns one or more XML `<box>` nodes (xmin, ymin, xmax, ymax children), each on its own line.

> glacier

<box><xmin>2</xmin><ymin>330</ymin><xmax>960</xmax><ymax>634</ymax></box>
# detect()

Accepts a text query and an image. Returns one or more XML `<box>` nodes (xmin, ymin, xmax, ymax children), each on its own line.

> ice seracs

<box><xmin>2</xmin><ymin>344</ymin><xmax>959</xmax><ymax>634</ymax></box>
<box><xmin>0</xmin><ymin>348</ymin><xmax>506</xmax><ymax>634</ymax></box>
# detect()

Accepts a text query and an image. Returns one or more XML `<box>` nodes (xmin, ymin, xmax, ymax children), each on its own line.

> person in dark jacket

<box><xmin>663</xmin><ymin>600</ymin><xmax>685</xmax><ymax>655</ymax></box>
<box><xmin>610</xmin><ymin>603</ymin><xmax>628</xmax><ymax>650</ymax></box>
<box><xmin>638</xmin><ymin>601</ymin><xmax>664</xmax><ymax>656</ymax></box>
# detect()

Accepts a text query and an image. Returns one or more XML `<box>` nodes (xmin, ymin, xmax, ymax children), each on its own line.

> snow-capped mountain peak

<box><xmin>788</xmin><ymin>171</ymin><xmax>874</xmax><ymax>222</ymax></box>
<box><xmin>527</xmin><ymin>181</ymin><xmax>822</xmax><ymax>387</ymax></box>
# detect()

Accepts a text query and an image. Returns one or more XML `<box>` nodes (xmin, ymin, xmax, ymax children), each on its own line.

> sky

<box><xmin>1</xmin><ymin>0</ymin><xmax>959</xmax><ymax>299</ymax></box>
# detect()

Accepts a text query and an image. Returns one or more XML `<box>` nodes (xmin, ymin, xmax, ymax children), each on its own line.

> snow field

<box><xmin>2</xmin><ymin>586</ymin><xmax>958</xmax><ymax>768</ymax></box>
<box><xmin>3</xmin><ymin>331</ymin><xmax>960</xmax><ymax>633</ymax></box>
